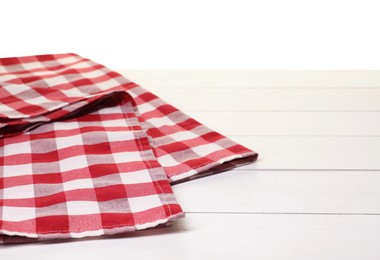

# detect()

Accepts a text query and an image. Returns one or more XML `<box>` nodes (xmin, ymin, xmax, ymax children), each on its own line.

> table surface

<box><xmin>2</xmin><ymin>71</ymin><xmax>380</xmax><ymax>259</ymax></box>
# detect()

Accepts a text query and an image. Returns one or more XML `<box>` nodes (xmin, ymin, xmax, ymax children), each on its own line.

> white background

<box><xmin>1</xmin><ymin>0</ymin><xmax>380</xmax><ymax>69</ymax></box>
<box><xmin>1</xmin><ymin>2</ymin><xmax>380</xmax><ymax>258</ymax></box>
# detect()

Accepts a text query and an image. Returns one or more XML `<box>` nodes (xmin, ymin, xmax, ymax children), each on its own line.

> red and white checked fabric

<box><xmin>0</xmin><ymin>53</ymin><xmax>258</xmax><ymax>243</ymax></box>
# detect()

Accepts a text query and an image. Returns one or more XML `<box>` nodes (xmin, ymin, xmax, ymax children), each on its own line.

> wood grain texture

<box><xmin>134</xmin><ymin>88</ymin><xmax>380</xmax><ymax>111</ymax></box>
<box><xmin>186</xmin><ymin>111</ymin><xmax>380</xmax><ymax>136</ymax></box>
<box><xmin>173</xmin><ymin>170</ymin><xmax>380</xmax><ymax>213</ymax></box>
<box><xmin>3</xmin><ymin>214</ymin><xmax>380</xmax><ymax>260</ymax></box>
<box><xmin>121</xmin><ymin>70</ymin><xmax>380</xmax><ymax>89</ymax></box>
<box><xmin>6</xmin><ymin>71</ymin><xmax>380</xmax><ymax>259</ymax></box>
<box><xmin>232</xmin><ymin>136</ymin><xmax>380</xmax><ymax>170</ymax></box>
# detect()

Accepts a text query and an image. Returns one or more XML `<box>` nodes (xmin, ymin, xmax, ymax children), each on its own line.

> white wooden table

<box><xmin>2</xmin><ymin>71</ymin><xmax>380</xmax><ymax>259</ymax></box>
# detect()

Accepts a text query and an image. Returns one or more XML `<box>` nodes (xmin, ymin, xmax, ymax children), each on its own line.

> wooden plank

<box><xmin>4</xmin><ymin>70</ymin><xmax>378</xmax><ymax>257</ymax></box>
<box><xmin>186</xmin><ymin>111</ymin><xmax>380</xmax><ymax>136</ymax></box>
<box><xmin>231</xmin><ymin>136</ymin><xmax>380</xmax><ymax>170</ymax></box>
<box><xmin>142</xmin><ymin>88</ymin><xmax>380</xmax><ymax>111</ymax></box>
<box><xmin>4</xmin><ymin>214</ymin><xmax>380</xmax><ymax>260</ymax></box>
<box><xmin>121</xmin><ymin>70</ymin><xmax>380</xmax><ymax>89</ymax></box>
<box><xmin>173</xmin><ymin>170</ymin><xmax>380</xmax><ymax>213</ymax></box>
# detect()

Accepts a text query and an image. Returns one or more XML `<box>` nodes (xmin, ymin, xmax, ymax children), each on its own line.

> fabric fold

<box><xmin>0</xmin><ymin>53</ymin><xmax>257</xmax><ymax>243</ymax></box>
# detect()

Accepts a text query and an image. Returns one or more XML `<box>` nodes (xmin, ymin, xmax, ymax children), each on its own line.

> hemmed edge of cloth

<box><xmin>169</xmin><ymin>150</ymin><xmax>258</xmax><ymax>183</ymax></box>
<box><xmin>0</xmin><ymin>211</ymin><xmax>185</xmax><ymax>244</ymax></box>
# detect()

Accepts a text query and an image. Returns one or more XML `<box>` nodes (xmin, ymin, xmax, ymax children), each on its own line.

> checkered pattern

<box><xmin>0</xmin><ymin>53</ymin><xmax>257</xmax><ymax>243</ymax></box>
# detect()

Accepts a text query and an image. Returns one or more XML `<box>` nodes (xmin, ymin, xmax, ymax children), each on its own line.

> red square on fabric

<box><xmin>36</xmin><ymin>215</ymin><xmax>70</xmax><ymax>234</ymax></box>
<box><xmin>100</xmin><ymin>213</ymin><xmax>135</xmax><ymax>228</ymax></box>
<box><xmin>94</xmin><ymin>185</ymin><xmax>127</xmax><ymax>202</ymax></box>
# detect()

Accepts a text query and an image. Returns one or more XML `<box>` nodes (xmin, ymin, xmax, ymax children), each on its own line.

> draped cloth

<box><xmin>0</xmin><ymin>54</ymin><xmax>257</xmax><ymax>243</ymax></box>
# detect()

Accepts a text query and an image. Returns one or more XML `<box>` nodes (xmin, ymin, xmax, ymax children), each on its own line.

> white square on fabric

<box><xmin>55</xmin><ymin>134</ymin><xmax>83</xmax><ymax>149</ymax></box>
<box><xmin>101</xmin><ymin>119</ymin><xmax>127</xmax><ymax>127</ymax></box>
<box><xmin>53</xmin><ymin>121</ymin><xmax>80</xmax><ymax>130</ymax></box>
<box><xmin>71</xmin><ymin>60</ymin><xmax>93</xmax><ymax>69</ymax></box>
<box><xmin>128</xmin><ymin>195</ymin><xmax>162</xmax><ymax>213</ymax></box>
<box><xmin>82</xmin><ymin>69</ymin><xmax>105</xmax><ymax>78</ymax></box>
<box><xmin>137</xmin><ymin>102</ymin><xmax>156</xmax><ymax>114</ymax></box>
<box><xmin>20</xmin><ymin>61</ymin><xmax>44</xmax><ymax>70</ymax></box>
<box><xmin>56</xmin><ymin>56</ymin><xmax>79</xmax><ymax>65</ymax></box>
<box><xmin>3</xmin><ymin>140</ymin><xmax>32</xmax><ymax>156</ymax></box>
<box><xmin>105</xmin><ymin>131</ymin><xmax>134</xmax><ymax>143</ymax></box>
<box><xmin>2</xmin><ymin>206</ymin><xmax>35</xmax><ymax>221</ymax></box>
<box><xmin>157</xmin><ymin>154</ymin><xmax>180</xmax><ymax>167</ymax></box>
<box><xmin>112</xmin><ymin>151</ymin><xmax>142</xmax><ymax>163</ymax></box>
<box><xmin>59</xmin><ymin>155</ymin><xmax>88</xmax><ymax>172</ymax></box>
<box><xmin>2</xmin><ymin>83</ymin><xmax>31</xmax><ymax>96</ymax></box>
<box><xmin>43</xmin><ymin>75</ymin><xmax>71</xmax><ymax>86</ymax></box>
<box><xmin>2</xmin><ymin>164</ymin><xmax>33</xmax><ymax>177</ymax></box>
<box><xmin>191</xmin><ymin>143</ymin><xmax>223</xmax><ymax>157</ymax></box>
<box><xmin>168</xmin><ymin>130</ymin><xmax>199</xmax><ymax>142</ymax></box>
<box><xmin>98</xmin><ymin>104</ymin><xmax>123</xmax><ymax>115</ymax></box>
<box><xmin>62</xmin><ymin>88</ymin><xmax>86</xmax><ymax>97</ymax></box>
<box><xmin>24</xmin><ymin>95</ymin><xmax>52</xmax><ymax>105</ymax></box>
<box><xmin>97</xmin><ymin>78</ymin><xmax>121</xmax><ymax>90</ymax></box>
<box><xmin>66</xmin><ymin>201</ymin><xmax>100</xmax><ymax>216</ymax></box>
<box><xmin>63</xmin><ymin>178</ymin><xmax>94</xmax><ymax>192</ymax></box>
<box><xmin>145</xmin><ymin>116</ymin><xmax>176</xmax><ymax>128</ymax></box>
<box><xmin>0</xmin><ymin>74</ymin><xmax>17</xmax><ymax>82</ymax></box>
<box><xmin>3</xmin><ymin>184</ymin><xmax>35</xmax><ymax>199</ymax></box>
<box><xmin>120</xmin><ymin>170</ymin><xmax>152</xmax><ymax>185</ymax></box>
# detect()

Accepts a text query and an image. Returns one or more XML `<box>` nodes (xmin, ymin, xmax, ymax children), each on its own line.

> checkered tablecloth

<box><xmin>0</xmin><ymin>53</ymin><xmax>257</xmax><ymax>243</ymax></box>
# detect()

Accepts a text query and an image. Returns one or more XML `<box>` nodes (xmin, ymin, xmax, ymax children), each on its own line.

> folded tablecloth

<box><xmin>0</xmin><ymin>53</ymin><xmax>257</xmax><ymax>243</ymax></box>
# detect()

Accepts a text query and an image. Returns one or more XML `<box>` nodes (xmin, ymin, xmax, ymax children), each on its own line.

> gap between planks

<box><xmin>120</xmin><ymin>70</ymin><xmax>380</xmax><ymax>88</ymax></box>
<box><xmin>185</xmin><ymin>212</ymin><xmax>380</xmax><ymax>216</ymax></box>
<box><xmin>232</xmin><ymin>169</ymin><xmax>380</xmax><ymax>171</ymax></box>
<box><xmin>173</xmin><ymin>170</ymin><xmax>380</xmax><ymax>214</ymax></box>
